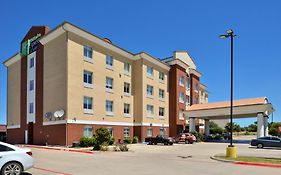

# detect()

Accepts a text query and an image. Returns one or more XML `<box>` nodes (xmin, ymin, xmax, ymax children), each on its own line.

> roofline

<box><xmin>190</xmin><ymin>68</ymin><xmax>202</xmax><ymax>77</ymax></box>
<box><xmin>3</xmin><ymin>53</ymin><xmax>21</xmax><ymax>67</ymax></box>
<box><xmin>134</xmin><ymin>52</ymin><xmax>170</xmax><ymax>71</ymax></box>
<box><xmin>39</xmin><ymin>21</ymin><xmax>170</xmax><ymax>69</ymax></box>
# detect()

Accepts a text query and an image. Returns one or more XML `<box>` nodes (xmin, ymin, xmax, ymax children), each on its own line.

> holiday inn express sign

<box><xmin>21</xmin><ymin>33</ymin><xmax>41</xmax><ymax>57</ymax></box>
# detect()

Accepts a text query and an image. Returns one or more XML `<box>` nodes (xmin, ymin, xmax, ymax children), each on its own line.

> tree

<box><xmin>268</xmin><ymin>122</ymin><xmax>281</xmax><ymax>136</ymax></box>
<box><xmin>225</xmin><ymin>122</ymin><xmax>241</xmax><ymax>133</ymax></box>
<box><xmin>209</xmin><ymin>121</ymin><xmax>224</xmax><ymax>134</ymax></box>
<box><xmin>93</xmin><ymin>128</ymin><xmax>111</xmax><ymax>150</ymax></box>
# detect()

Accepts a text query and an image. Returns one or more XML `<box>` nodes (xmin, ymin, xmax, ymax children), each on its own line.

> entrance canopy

<box><xmin>186</xmin><ymin>97</ymin><xmax>274</xmax><ymax>120</ymax></box>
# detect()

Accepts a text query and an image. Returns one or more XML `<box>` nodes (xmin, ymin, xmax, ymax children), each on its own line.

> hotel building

<box><xmin>4</xmin><ymin>22</ymin><xmax>207</xmax><ymax>145</ymax></box>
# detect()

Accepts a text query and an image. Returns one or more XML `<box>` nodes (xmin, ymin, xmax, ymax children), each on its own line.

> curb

<box><xmin>19</xmin><ymin>145</ymin><xmax>94</xmax><ymax>154</ymax></box>
<box><xmin>210</xmin><ymin>156</ymin><xmax>281</xmax><ymax>168</ymax></box>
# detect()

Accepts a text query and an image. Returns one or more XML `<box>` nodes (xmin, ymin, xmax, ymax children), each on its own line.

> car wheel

<box><xmin>257</xmin><ymin>143</ymin><xmax>263</xmax><ymax>149</ymax></box>
<box><xmin>1</xmin><ymin>162</ymin><xmax>22</xmax><ymax>175</ymax></box>
<box><xmin>164</xmin><ymin>142</ymin><xmax>168</xmax><ymax>145</ymax></box>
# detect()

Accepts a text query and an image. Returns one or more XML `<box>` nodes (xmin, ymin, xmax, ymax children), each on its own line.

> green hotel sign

<box><xmin>21</xmin><ymin>33</ymin><xmax>41</xmax><ymax>57</ymax></box>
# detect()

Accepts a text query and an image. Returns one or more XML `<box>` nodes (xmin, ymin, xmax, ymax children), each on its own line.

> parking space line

<box><xmin>33</xmin><ymin>166</ymin><xmax>72</xmax><ymax>175</ymax></box>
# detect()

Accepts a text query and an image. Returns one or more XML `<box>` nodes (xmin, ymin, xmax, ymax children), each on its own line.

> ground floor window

<box><xmin>83</xmin><ymin>126</ymin><xmax>93</xmax><ymax>137</ymax></box>
<box><xmin>123</xmin><ymin>128</ymin><xmax>130</xmax><ymax>138</ymax></box>
<box><xmin>159</xmin><ymin>128</ymin><xmax>164</xmax><ymax>136</ymax></box>
<box><xmin>147</xmin><ymin>128</ymin><xmax>153</xmax><ymax>137</ymax></box>
<box><xmin>107</xmin><ymin>127</ymin><xmax>114</xmax><ymax>137</ymax></box>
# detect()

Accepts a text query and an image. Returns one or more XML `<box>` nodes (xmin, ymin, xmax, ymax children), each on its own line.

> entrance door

<box><xmin>28</xmin><ymin>122</ymin><xmax>34</xmax><ymax>144</ymax></box>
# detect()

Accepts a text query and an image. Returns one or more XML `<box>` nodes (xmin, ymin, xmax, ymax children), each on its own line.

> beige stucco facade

<box><xmin>7</xmin><ymin>59</ymin><xmax>21</xmax><ymax>127</ymax></box>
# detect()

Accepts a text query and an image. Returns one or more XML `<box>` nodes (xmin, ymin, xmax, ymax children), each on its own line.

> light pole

<box><xmin>220</xmin><ymin>29</ymin><xmax>237</xmax><ymax>157</ymax></box>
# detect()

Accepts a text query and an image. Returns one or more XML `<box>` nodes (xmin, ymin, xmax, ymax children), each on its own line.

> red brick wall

<box><xmin>134</xmin><ymin>126</ymin><xmax>169</xmax><ymax>142</ymax></box>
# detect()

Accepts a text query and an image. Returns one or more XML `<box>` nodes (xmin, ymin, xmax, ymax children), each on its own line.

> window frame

<box><xmin>106</xmin><ymin>55</ymin><xmax>113</xmax><ymax>69</ymax></box>
<box><xmin>147</xmin><ymin>128</ymin><xmax>153</xmax><ymax>137</ymax></box>
<box><xmin>159</xmin><ymin>107</ymin><xmax>165</xmax><ymax>118</ymax></box>
<box><xmin>147</xmin><ymin>85</ymin><xmax>154</xmax><ymax>97</ymax></box>
<box><xmin>106</xmin><ymin>100</ymin><xmax>114</xmax><ymax>116</ymax></box>
<box><xmin>179</xmin><ymin>92</ymin><xmax>184</xmax><ymax>103</ymax></box>
<box><xmin>84</xmin><ymin>70</ymin><xmax>93</xmax><ymax>88</ymax></box>
<box><xmin>83</xmin><ymin>96</ymin><xmax>93</xmax><ymax>114</ymax></box>
<box><xmin>106</xmin><ymin>77</ymin><xmax>113</xmax><ymax>92</ymax></box>
<box><xmin>123</xmin><ymin>128</ymin><xmax>130</xmax><ymax>138</ymax></box>
<box><xmin>146</xmin><ymin>66</ymin><xmax>153</xmax><ymax>78</ymax></box>
<box><xmin>124</xmin><ymin>82</ymin><xmax>130</xmax><ymax>95</ymax></box>
<box><xmin>146</xmin><ymin>105</ymin><xmax>154</xmax><ymax>118</ymax></box>
<box><xmin>84</xmin><ymin>46</ymin><xmax>93</xmax><ymax>63</ymax></box>
<box><xmin>124</xmin><ymin>62</ymin><xmax>131</xmax><ymax>75</ymax></box>
<box><xmin>83</xmin><ymin>126</ymin><xmax>93</xmax><ymax>138</ymax></box>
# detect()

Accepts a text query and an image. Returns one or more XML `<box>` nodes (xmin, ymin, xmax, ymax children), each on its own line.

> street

<box><xmin>25</xmin><ymin>142</ymin><xmax>281</xmax><ymax>175</ymax></box>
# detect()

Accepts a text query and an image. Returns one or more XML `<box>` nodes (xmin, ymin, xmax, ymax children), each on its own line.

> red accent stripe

<box><xmin>234</xmin><ymin>161</ymin><xmax>281</xmax><ymax>168</ymax></box>
<box><xmin>33</xmin><ymin>166</ymin><xmax>72</xmax><ymax>175</ymax></box>
<box><xmin>20</xmin><ymin>145</ymin><xmax>93</xmax><ymax>154</ymax></box>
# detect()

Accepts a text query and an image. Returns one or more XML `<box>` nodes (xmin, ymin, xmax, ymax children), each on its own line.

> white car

<box><xmin>0</xmin><ymin>142</ymin><xmax>34</xmax><ymax>175</ymax></box>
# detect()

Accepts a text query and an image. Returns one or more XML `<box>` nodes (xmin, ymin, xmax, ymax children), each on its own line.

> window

<box><xmin>124</xmin><ymin>103</ymin><xmax>130</xmax><ymax>115</ymax></box>
<box><xmin>147</xmin><ymin>105</ymin><xmax>154</xmax><ymax>118</ymax></box>
<box><xmin>30</xmin><ymin>57</ymin><xmax>34</xmax><ymax>68</ymax></box>
<box><xmin>107</xmin><ymin>128</ymin><xmax>114</xmax><ymax>137</ymax></box>
<box><xmin>159</xmin><ymin>107</ymin><xmax>164</xmax><ymax>117</ymax></box>
<box><xmin>29</xmin><ymin>80</ymin><xmax>34</xmax><ymax>91</ymax></box>
<box><xmin>84</xmin><ymin>71</ymin><xmax>93</xmax><ymax>87</ymax></box>
<box><xmin>106</xmin><ymin>77</ymin><xmax>113</xmax><ymax>90</ymax></box>
<box><xmin>179</xmin><ymin>109</ymin><xmax>184</xmax><ymax>120</ymax></box>
<box><xmin>29</xmin><ymin>103</ymin><xmax>34</xmax><ymax>114</ymax></box>
<box><xmin>147</xmin><ymin>85</ymin><xmax>153</xmax><ymax>97</ymax></box>
<box><xmin>193</xmin><ymin>97</ymin><xmax>198</xmax><ymax>104</ymax></box>
<box><xmin>84</xmin><ymin>46</ymin><xmax>92</xmax><ymax>59</ymax></box>
<box><xmin>159</xmin><ymin>72</ymin><xmax>164</xmax><ymax>81</ymax></box>
<box><xmin>179</xmin><ymin>92</ymin><xmax>184</xmax><ymax>103</ymax></box>
<box><xmin>124</xmin><ymin>82</ymin><xmax>130</xmax><ymax>94</ymax></box>
<box><xmin>123</xmin><ymin>128</ymin><xmax>130</xmax><ymax>138</ymax></box>
<box><xmin>106</xmin><ymin>55</ymin><xmax>113</xmax><ymax>68</ymax></box>
<box><xmin>186</xmin><ymin>77</ymin><xmax>190</xmax><ymax>90</ymax></box>
<box><xmin>124</xmin><ymin>62</ymin><xmax>130</xmax><ymax>74</ymax></box>
<box><xmin>83</xmin><ymin>96</ymin><xmax>93</xmax><ymax>111</ymax></box>
<box><xmin>159</xmin><ymin>128</ymin><xmax>164</xmax><ymax>136</ymax></box>
<box><xmin>147</xmin><ymin>128</ymin><xmax>153</xmax><ymax>137</ymax></box>
<box><xmin>147</xmin><ymin>66</ymin><xmax>153</xmax><ymax>77</ymax></box>
<box><xmin>186</xmin><ymin>95</ymin><xmax>190</xmax><ymax>105</ymax></box>
<box><xmin>83</xmin><ymin>126</ymin><xmax>92</xmax><ymax>137</ymax></box>
<box><xmin>106</xmin><ymin>100</ymin><xmax>113</xmax><ymax>113</ymax></box>
<box><xmin>159</xmin><ymin>89</ymin><xmax>164</xmax><ymax>99</ymax></box>
<box><xmin>179</xmin><ymin>76</ymin><xmax>184</xmax><ymax>86</ymax></box>
<box><xmin>194</xmin><ymin>83</ymin><xmax>199</xmax><ymax>92</ymax></box>
<box><xmin>0</xmin><ymin>145</ymin><xmax>14</xmax><ymax>152</ymax></box>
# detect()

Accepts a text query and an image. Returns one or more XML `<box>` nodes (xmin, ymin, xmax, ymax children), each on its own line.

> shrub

<box><xmin>210</xmin><ymin>127</ymin><xmax>224</xmax><ymax>135</ymax></box>
<box><xmin>190</xmin><ymin>131</ymin><xmax>204</xmax><ymax>142</ymax></box>
<box><xmin>132</xmin><ymin>136</ymin><xmax>139</xmax><ymax>144</ymax></box>
<box><xmin>79</xmin><ymin>137</ymin><xmax>96</xmax><ymax>147</ymax></box>
<box><xmin>108</xmin><ymin>137</ymin><xmax>115</xmax><ymax>145</ymax></box>
<box><xmin>100</xmin><ymin>142</ymin><xmax>109</xmax><ymax>151</ymax></box>
<box><xmin>123</xmin><ymin>137</ymin><xmax>132</xmax><ymax>144</ymax></box>
<box><xmin>95</xmin><ymin>128</ymin><xmax>111</xmax><ymax>145</ymax></box>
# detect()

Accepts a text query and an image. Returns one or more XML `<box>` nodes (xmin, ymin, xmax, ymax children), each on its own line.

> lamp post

<box><xmin>220</xmin><ymin>29</ymin><xmax>237</xmax><ymax>158</ymax></box>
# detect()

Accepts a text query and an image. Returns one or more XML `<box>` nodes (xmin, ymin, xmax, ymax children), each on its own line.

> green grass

<box><xmin>216</xmin><ymin>156</ymin><xmax>281</xmax><ymax>164</ymax></box>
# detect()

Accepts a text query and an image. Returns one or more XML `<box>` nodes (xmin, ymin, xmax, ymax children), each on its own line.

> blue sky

<box><xmin>0</xmin><ymin>0</ymin><xmax>280</xmax><ymax>127</ymax></box>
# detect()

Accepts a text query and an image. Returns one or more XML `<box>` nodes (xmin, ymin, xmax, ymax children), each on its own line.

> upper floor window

<box><xmin>193</xmin><ymin>97</ymin><xmax>198</xmax><ymax>104</ymax></box>
<box><xmin>84</xmin><ymin>46</ymin><xmax>92</xmax><ymax>59</ymax></box>
<box><xmin>106</xmin><ymin>77</ymin><xmax>113</xmax><ymax>91</ymax></box>
<box><xmin>159</xmin><ymin>72</ymin><xmax>164</xmax><ymax>81</ymax></box>
<box><xmin>29</xmin><ymin>80</ymin><xmax>34</xmax><ymax>91</ymax></box>
<box><xmin>106</xmin><ymin>100</ymin><xmax>114</xmax><ymax>113</ymax></box>
<box><xmin>179</xmin><ymin>76</ymin><xmax>184</xmax><ymax>86</ymax></box>
<box><xmin>186</xmin><ymin>95</ymin><xmax>190</xmax><ymax>105</ymax></box>
<box><xmin>29</xmin><ymin>57</ymin><xmax>34</xmax><ymax>68</ymax></box>
<box><xmin>186</xmin><ymin>76</ymin><xmax>190</xmax><ymax>90</ymax></box>
<box><xmin>159</xmin><ymin>89</ymin><xmax>164</xmax><ymax>99</ymax></box>
<box><xmin>179</xmin><ymin>92</ymin><xmax>184</xmax><ymax>103</ymax></box>
<box><xmin>124</xmin><ymin>103</ymin><xmax>130</xmax><ymax>115</ymax></box>
<box><xmin>159</xmin><ymin>107</ymin><xmax>164</xmax><ymax>117</ymax></box>
<box><xmin>147</xmin><ymin>105</ymin><xmax>154</xmax><ymax>118</ymax></box>
<box><xmin>147</xmin><ymin>66</ymin><xmax>153</xmax><ymax>78</ymax></box>
<box><xmin>147</xmin><ymin>85</ymin><xmax>154</xmax><ymax>97</ymax></box>
<box><xmin>194</xmin><ymin>83</ymin><xmax>199</xmax><ymax>92</ymax></box>
<box><xmin>83</xmin><ymin>96</ymin><xmax>93</xmax><ymax>110</ymax></box>
<box><xmin>124</xmin><ymin>62</ymin><xmax>130</xmax><ymax>75</ymax></box>
<box><xmin>106</xmin><ymin>55</ymin><xmax>113</xmax><ymax>68</ymax></box>
<box><xmin>84</xmin><ymin>71</ymin><xmax>93</xmax><ymax>85</ymax></box>
<box><xmin>124</xmin><ymin>82</ymin><xmax>130</xmax><ymax>94</ymax></box>
<box><xmin>29</xmin><ymin>102</ymin><xmax>34</xmax><ymax>114</ymax></box>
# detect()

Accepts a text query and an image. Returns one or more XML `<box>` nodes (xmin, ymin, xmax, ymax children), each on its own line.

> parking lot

<box><xmin>25</xmin><ymin>142</ymin><xmax>281</xmax><ymax>175</ymax></box>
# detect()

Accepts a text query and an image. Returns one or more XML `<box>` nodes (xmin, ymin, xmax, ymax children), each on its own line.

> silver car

<box><xmin>0</xmin><ymin>142</ymin><xmax>34</xmax><ymax>175</ymax></box>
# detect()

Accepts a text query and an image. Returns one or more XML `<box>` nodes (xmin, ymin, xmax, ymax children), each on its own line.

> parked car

<box><xmin>174</xmin><ymin>133</ymin><xmax>196</xmax><ymax>144</ymax></box>
<box><xmin>0</xmin><ymin>142</ymin><xmax>34</xmax><ymax>175</ymax></box>
<box><xmin>250</xmin><ymin>136</ymin><xmax>281</xmax><ymax>148</ymax></box>
<box><xmin>145</xmin><ymin>135</ymin><xmax>175</xmax><ymax>145</ymax></box>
